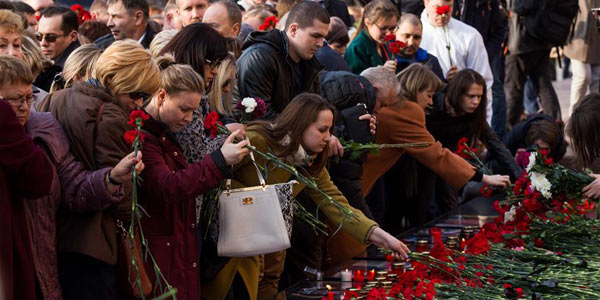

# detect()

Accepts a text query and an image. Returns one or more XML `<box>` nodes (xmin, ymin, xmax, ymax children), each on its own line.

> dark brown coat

<box><xmin>40</xmin><ymin>82</ymin><xmax>132</xmax><ymax>265</ymax></box>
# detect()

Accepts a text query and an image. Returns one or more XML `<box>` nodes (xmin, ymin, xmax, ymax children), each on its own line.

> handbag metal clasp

<box><xmin>242</xmin><ymin>197</ymin><xmax>254</xmax><ymax>205</ymax></box>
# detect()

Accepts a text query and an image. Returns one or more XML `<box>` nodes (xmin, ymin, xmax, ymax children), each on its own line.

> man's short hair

<box><xmin>215</xmin><ymin>1</ymin><xmax>241</xmax><ymax>25</ymax></box>
<box><xmin>0</xmin><ymin>54</ymin><xmax>33</xmax><ymax>87</ymax></box>
<box><xmin>399</xmin><ymin>13</ymin><xmax>421</xmax><ymax>27</ymax></box>
<box><xmin>12</xmin><ymin>1</ymin><xmax>35</xmax><ymax>15</ymax></box>
<box><xmin>284</xmin><ymin>1</ymin><xmax>330</xmax><ymax>31</ymax></box>
<box><xmin>106</xmin><ymin>0</ymin><xmax>149</xmax><ymax>20</ymax></box>
<box><xmin>40</xmin><ymin>6</ymin><xmax>79</xmax><ymax>32</ymax></box>
<box><xmin>79</xmin><ymin>20</ymin><xmax>111</xmax><ymax>43</ymax></box>
<box><xmin>90</xmin><ymin>0</ymin><xmax>108</xmax><ymax>11</ymax></box>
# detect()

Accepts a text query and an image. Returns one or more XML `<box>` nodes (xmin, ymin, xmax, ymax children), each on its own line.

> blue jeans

<box><xmin>524</xmin><ymin>77</ymin><xmax>539</xmax><ymax>114</ymax></box>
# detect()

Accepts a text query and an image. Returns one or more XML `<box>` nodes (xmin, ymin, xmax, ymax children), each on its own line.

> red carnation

<box><xmin>516</xmin><ymin>287</ymin><xmax>524</xmax><ymax>298</ymax></box>
<box><xmin>343</xmin><ymin>290</ymin><xmax>359</xmax><ymax>300</ymax></box>
<box><xmin>465</xmin><ymin>231</ymin><xmax>490</xmax><ymax>255</ymax></box>
<box><xmin>480</xmin><ymin>184</ymin><xmax>493</xmax><ymax>197</ymax></box>
<box><xmin>544</xmin><ymin>157</ymin><xmax>553</xmax><ymax>165</ymax></box>
<box><xmin>388</xmin><ymin>41</ymin><xmax>406</xmax><ymax>55</ymax></box>
<box><xmin>534</xmin><ymin>238</ymin><xmax>544</xmax><ymax>247</ymax></box>
<box><xmin>384</xmin><ymin>34</ymin><xmax>396</xmax><ymax>42</ymax></box>
<box><xmin>436</xmin><ymin>5</ymin><xmax>450</xmax><ymax>15</ymax></box>
<box><xmin>71</xmin><ymin>4</ymin><xmax>92</xmax><ymax>25</ymax></box>
<box><xmin>123</xmin><ymin>129</ymin><xmax>145</xmax><ymax>145</ymax></box>
<box><xmin>128</xmin><ymin>109</ymin><xmax>150</xmax><ymax>127</ymax></box>
<box><xmin>260</xmin><ymin>15</ymin><xmax>279</xmax><ymax>31</ymax></box>
<box><xmin>204</xmin><ymin>111</ymin><xmax>223</xmax><ymax>138</ymax></box>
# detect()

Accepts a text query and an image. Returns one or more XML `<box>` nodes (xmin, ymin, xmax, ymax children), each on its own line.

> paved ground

<box><xmin>553</xmin><ymin>78</ymin><xmax>572</xmax><ymax>121</ymax></box>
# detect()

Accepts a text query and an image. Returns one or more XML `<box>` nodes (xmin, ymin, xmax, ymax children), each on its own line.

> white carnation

<box><xmin>241</xmin><ymin>97</ymin><xmax>257</xmax><ymax>113</ymax></box>
<box><xmin>504</xmin><ymin>205</ymin><xmax>517</xmax><ymax>224</ymax></box>
<box><xmin>526</xmin><ymin>152</ymin><xmax>536</xmax><ymax>172</ymax></box>
<box><xmin>530</xmin><ymin>172</ymin><xmax>552</xmax><ymax>199</ymax></box>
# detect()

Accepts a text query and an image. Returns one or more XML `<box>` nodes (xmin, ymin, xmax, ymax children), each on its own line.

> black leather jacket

<box><xmin>233</xmin><ymin>30</ymin><xmax>323</xmax><ymax>120</ymax></box>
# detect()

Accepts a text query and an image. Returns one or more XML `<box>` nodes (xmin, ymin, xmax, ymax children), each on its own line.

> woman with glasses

<box><xmin>0</xmin><ymin>54</ymin><xmax>145</xmax><ymax>300</ymax></box>
<box><xmin>344</xmin><ymin>0</ymin><xmax>399</xmax><ymax>74</ymax></box>
<box><xmin>39</xmin><ymin>40</ymin><xmax>160</xmax><ymax>300</ymax></box>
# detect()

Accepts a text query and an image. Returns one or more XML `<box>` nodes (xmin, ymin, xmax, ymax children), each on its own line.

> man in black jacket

<box><xmin>234</xmin><ymin>1</ymin><xmax>329</xmax><ymax>121</ymax></box>
<box><xmin>37</xmin><ymin>6</ymin><xmax>80</xmax><ymax>67</ymax></box>
<box><xmin>505</xmin><ymin>0</ymin><xmax>562</xmax><ymax>126</ymax></box>
<box><xmin>94</xmin><ymin>0</ymin><xmax>156</xmax><ymax>49</ymax></box>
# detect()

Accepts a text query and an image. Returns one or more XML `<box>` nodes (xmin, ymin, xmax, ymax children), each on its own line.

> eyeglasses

<box><xmin>129</xmin><ymin>92</ymin><xmax>151</xmax><ymax>101</ymax></box>
<box><xmin>375</xmin><ymin>24</ymin><xmax>399</xmax><ymax>33</ymax></box>
<box><xmin>35</xmin><ymin>32</ymin><xmax>67</xmax><ymax>43</ymax></box>
<box><xmin>0</xmin><ymin>94</ymin><xmax>34</xmax><ymax>108</ymax></box>
<box><xmin>205</xmin><ymin>58</ymin><xmax>222</xmax><ymax>70</ymax></box>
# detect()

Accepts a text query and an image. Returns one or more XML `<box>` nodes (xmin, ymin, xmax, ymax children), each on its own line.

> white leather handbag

<box><xmin>217</xmin><ymin>151</ymin><xmax>297</xmax><ymax>257</ymax></box>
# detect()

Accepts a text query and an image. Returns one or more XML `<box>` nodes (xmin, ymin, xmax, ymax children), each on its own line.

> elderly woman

<box><xmin>0</xmin><ymin>10</ymin><xmax>50</xmax><ymax>105</ymax></box>
<box><xmin>40</xmin><ymin>41</ymin><xmax>160</xmax><ymax>300</ymax></box>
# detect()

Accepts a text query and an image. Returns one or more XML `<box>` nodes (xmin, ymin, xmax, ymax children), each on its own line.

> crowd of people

<box><xmin>2</xmin><ymin>0</ymin><xmax>600</xmax><ymax>299</ymax></box>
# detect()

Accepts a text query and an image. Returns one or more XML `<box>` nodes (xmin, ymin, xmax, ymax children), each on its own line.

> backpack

<box><xmin>523</xmin><ymin>0</ymin><xmax>579</xmax><ymax>46</ymax></box>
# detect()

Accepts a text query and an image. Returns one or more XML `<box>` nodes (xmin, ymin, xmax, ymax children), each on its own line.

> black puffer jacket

<box><xmin>426</xmin><ymin>95</ymin><xmax>523</xmax><ymax>180</ymax></box>
<box><xmin>234</xmin><ymin>30</ymin><xmax>324</xmax><ymax>120</ymax></box>
<box><xmin>503</xmin><ymin>114</ymin><xmax>567</xmax><ymax>162</ymax></box>
<box><xmin>320</xmin><ymin>71</ymin><xmax>376</xmax><ymax>220</ymax></box>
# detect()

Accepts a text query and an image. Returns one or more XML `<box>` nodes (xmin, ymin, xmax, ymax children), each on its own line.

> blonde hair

<box><xmin>396</xmin><ymin>63</ymin><xmax>443</xmax><ymax>102</ymax></box>
<box><xmin>0</xmin><ymin>10</ymin><xmax>24</xmax><ymax>34</ymax></box>
<box><xmin>21</xmin><ymin>34</ymin><xmax>52</xmax><ymax>77</ymax></box>
<box><xmin>0</xmin><ymin>54</ymin><xmax>33</xmax><ymax>87</ymax></box>
<box><xmin>94</xmin><ymin>40</ymin><xmax>160</xmax><ymax>96</ymax></box>
<box><xmin>150</xmin><ymin>29</ymin><xmax>178</xmax><ymax>57</ymax></box>
<box><xmin>51</xmin><ymin>44</ymin><xmax>102</xmax><ymax>92</ymax></box>
<box><xmin>208</xmin><ymin>54</ymin><xmax>235</xmax><ymax>116</ymax></box>
<box><xmin>155</xmin><ymin>54</ymin><xmax>204</xmax><ymax>96</ymax></box>
<box><xmin>353</xmin><ymin>0</ymin><xmax>398</xmax><ymax>39</ymax></box>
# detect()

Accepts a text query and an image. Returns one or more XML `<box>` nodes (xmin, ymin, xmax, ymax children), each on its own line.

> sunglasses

<box><xmin>129</xmin><ymin>91</ymin><xmax>151</xmax><ymax>101</ymax></box>
<box><xmin>35</xmin><ymin>32</ymin><xmax>67</xmax><ymax>43</ymax></box>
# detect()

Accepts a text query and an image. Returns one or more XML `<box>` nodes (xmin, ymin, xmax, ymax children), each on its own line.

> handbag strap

<box><xmin>225</xmin><ymin>140</ymin><xmax>265</xmax><ymax>193</ymax></box>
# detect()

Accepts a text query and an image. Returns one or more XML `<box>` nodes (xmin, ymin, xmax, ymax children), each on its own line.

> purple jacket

<box><xmin>24</xmin><ymin>111</ymin><xmax>123</xmax><ymax>300</ymax></box>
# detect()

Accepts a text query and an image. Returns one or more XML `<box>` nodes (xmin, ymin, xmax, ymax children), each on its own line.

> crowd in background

<box><xmin>3</xmin><ymin>0</ymin><xmax>600</xmax><ymax>299</ymax></box>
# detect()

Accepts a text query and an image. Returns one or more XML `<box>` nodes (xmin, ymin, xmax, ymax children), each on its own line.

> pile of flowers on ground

<box><xmin>342</xmin><ymin>150</ymin><xmax>600</xmax><ymax>299</ymax></box>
